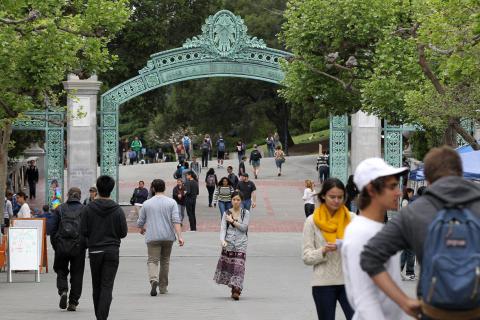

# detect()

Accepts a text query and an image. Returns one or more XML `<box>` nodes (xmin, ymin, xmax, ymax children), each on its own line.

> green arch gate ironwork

<box><xmin>100</xmin><ymin>10</ymin><xmax>297</xmax><ymax>199</ymax></box>
<box><xmin>12</xmin><ymin>111</ymin><xmax>65</xmax><ymax>205</ymax></box>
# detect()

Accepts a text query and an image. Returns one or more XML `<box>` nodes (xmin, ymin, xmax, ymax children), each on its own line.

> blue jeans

<box><xmin>312</xmin><ymin>285</ymin><xmax>354</xmax><ymax>320</ymax></box>
<box><xmin>241</xmin><ymin>199</ymin><xmax>252</xmax><ymax>211</ymax></box>
<box><xmin>217</xmin><ymin>201</ymin><xmax>232</xmax><ymax>218</ymax></box>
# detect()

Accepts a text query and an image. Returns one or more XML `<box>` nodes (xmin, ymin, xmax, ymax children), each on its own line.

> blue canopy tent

<box><xmin>409</xmin><ymin>150</ymin><xmax>480</xmax><ymax>181</ymax></box>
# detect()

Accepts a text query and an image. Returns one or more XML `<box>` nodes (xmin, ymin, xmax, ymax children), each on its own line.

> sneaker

<box><xmin>59</xmin><ymin>291</ymin><xmax>68</xmax><ymax>309</ymax></box>
<box><xmin>150</xmin><ymin>281</ymin><xmax>158</xmax><ymax>296</ymax></box>
<box><xmin>407</xmin><ymin>275</ymin><xmax>417</xmax><ymax>281</ymax></box>
<box><xmin>278</xmin><ymin>173</ymin><xmax>281</xmax><ymax>176</ymax></box>
<box><xmin>254</xmin><ymin>174</ymin><xmax>258</xmax><ymax>179</ymax></box>
<box><xmin>231</xmin><ymin>288</ymin><xmax>240</xmax><ymax>301</ymax></box>
<box><xmin>159</xmin><ymin>287</ymin><xmax>168</xmax><ymax>294</ymax></box>
<box><xmin>67</xmin><ymin>304</ymin><xmax>77</xmax><ymax>312</ymax></box>
<box><xmin>401</xmin><ymin>273</ymin><xmax>407</xmax><ymax>281</ymax></box>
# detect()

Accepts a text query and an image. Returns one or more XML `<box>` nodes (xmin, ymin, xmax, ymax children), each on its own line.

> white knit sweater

<box><xmin>302</xmin><ymin>213</ymin><xmax>354</xmax><ymax>287</ymax></box>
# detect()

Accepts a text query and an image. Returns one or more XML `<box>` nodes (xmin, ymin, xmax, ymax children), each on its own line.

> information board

<box><xmin>11</xmin><ymin>218</ymin><xmax>48</xmax><ymax>272</ymax></box>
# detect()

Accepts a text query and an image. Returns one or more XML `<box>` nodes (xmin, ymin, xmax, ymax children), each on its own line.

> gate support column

<box><xmin>351</xmin><ymin>111</ymin><xmax>382</xmax><ymax>171</ymax></box>
<box><xmin>63</xmin><ymin>74</ymin><xmax>101</xmax><ymax>199</ymax></box>
<box><xmin>329</xmin><ymin>115</ymin><xmax>349</xmax><ymax>184</ymax></box>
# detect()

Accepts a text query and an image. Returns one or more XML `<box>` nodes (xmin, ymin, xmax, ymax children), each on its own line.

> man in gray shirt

<box><xmin>137</xmin><ymin>179</ymin><xmax>184</xmax><ymax>296</ymax></box>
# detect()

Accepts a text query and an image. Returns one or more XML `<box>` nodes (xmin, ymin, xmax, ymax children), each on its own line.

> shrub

<box><xmin>310</xmin><ymin>118</ymin><xmax>329</xmax><ymax>132</ymax></box>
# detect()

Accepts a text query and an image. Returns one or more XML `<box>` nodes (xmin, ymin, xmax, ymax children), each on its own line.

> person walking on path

<box><xmin>184</xmin><ymin>171</ymin><xmax>199</xmax><ymax>231</ymax></box>
<box><xmin>345</xmin><ymin>175</ymin><xmax>359</xmax><ymax>213</ymax></box>
<box><xmin>16</xmin><ymin>191</ymin><xmax>31</xmax><ymax>218</ymax></box>
<box><xmin>137</xmin><ymin>179</ymin><xmax>185</xmax><ymax>296</ymax></box>
<box><xmin>130</xmin><ymin>181</ymin><xmax>149</xmax><ymax>205</ymax></box>
<box><xmin>128</xmin><ymin>148</ymin><xmax>136</xmax><ymax>165</ymax></box>
<box><xmin>205</xmin><ymin>134</ymin><xmax>213</xmax><ymax>161</ymax></box>
<box><xmin>302</xmin><ymin>180</ymin><xmax>315</xmax><ymax>218</ymax></box>
<box><xmin>399</xmin><ymin>188</ymin><xmax>416</xmax><ymax>281</ymax></box>
<box><xmin>172</xmin><ymin>178</ymin><xmax>186</xmax><ymax>224</ymax></box>
<box><xmin>227</xmin><ymin>166</ymin><xmax>239</xmax><ymax>189</ymax></box>
<box><xmin>216</xmin><ymin>135</ymin><xmax>226</xmax><ymax>168</ymax></box>
<box><xmin>50</xmin><ymin>187</ymin><xmax>86</xmax><ymax>312</ymax></box>
<box><xmin>120</xmin><ymin>138</ymin><xmax>129</xmax><ymax>165</ymax></box>
<box><xmin>3</xmin><ymin>191</ymin><xmax>13</xmax><ymax>233</ymax></box>
<box><xmin>316</xmin><ymin>150</ymin><xmax>330</xmax><ymax>184</ymax></box>
<box><xmin>83</xmin><ymin>186</ymin><xmax>97</xmax><ymax>206</ymax></box>
<box><xmin>81</xmin><ymin>175</ymin><xmax>128</xmax><ymax>320</ymax></box>
<box><xmin>25</xmin><ymin>160</ymin><xmax>39</xmax><ymax>200</ymax></box>
<box><xmin>237</xmin><ymin>173</ymin><xmax>256</xmax><ymax>211</ymax></box>
<box><xmin>236</xmin><ymin>140</ymin><xmax>245</xmax><ymax>162</ymax></box>
<box><xmin>205</xmin><ymin>168</ymin><xmax>218</xmax><ymax>207</ymax></box>
<box><xmin>360</xmin><ymin>147</ymin><xmax>480</xmax><ymax>319</ymax></box>
<box><xmin>213</xmin><ymin>177</ymin><xmax>234</xmax><ymax>219</ymax></box>
<box><xmin>214</xmin><ymin>191</ymin><xmax>250</xmax><ymax>300</ymax></box>
<box><xmin>274</xmin><ymin>145</ymin><xmax>285</xmax><ymax>176</ymax></box>
<box><xmin>273</xmin><ymin>132</ymin><xmax>280</xmax><ymax>148</ymax></box>
<box><xmin>175</xmin><ymin>143</ymin><xmax>186</xmax><ymax>164</ymax></box>
<box><xmin>302</xmin><ymin>178</ymin><xmax>355</xmax><ymax>320</ymax></box>
<box><xmin>190</xmin><ymin>156</ymin><xmax>201</xmax><ymax>177</ymax></box>
<box><xmin>266</xmin><ymin>134</ymin><xmax>275</xmax><ymax>157</ymax></box>
<box><xmin>341</xmin><ymin>158</ymin><xmax>407</xmax><ymax>320</ymax></box>
<box><xmin>182</xmin><ymin>133</ymin><xmax>192</xmax><ymax>161</ymax></box>
<box><xmin>238</xmin><ymin>156</ymin><xmax>246</xmax><ymax>177</ymax></box>
<box><xmin>249</xmin><ymin>145</ymin><xmax>262</xmax><ymax>179</ymax></box>
<box><xmin>130</xmin><ymin>136</ymin><xmax>142</xmax><ymax>164</ymax></box>
<box><xmin>200</xmin><ymin>139</ymin><xmax>210</xmax><ymax>168</ymax></box>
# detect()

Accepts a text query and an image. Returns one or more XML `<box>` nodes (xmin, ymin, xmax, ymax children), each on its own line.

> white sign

<box><xmin>71</xmin><ymin>96</ymin><xmax>90</xmax><ymax>127</ymax></box>
<box><xmin>8</xmin><ymin>228</ymin><xmax>39</xmax><ymax>283</ymax></box>
<box><xmin>11</xmin><ymin>219</ymin><xmax>44</xmax><ymax>265</ymax></box>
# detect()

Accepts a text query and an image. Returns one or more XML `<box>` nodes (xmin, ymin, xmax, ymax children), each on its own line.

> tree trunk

<box><xmin>0</xmin><ymin>122</ymin><xmax>12</xmax><ymax>236</ymax></box>
<box><xmin>450</xmin><ymin>118</ymin><xmax>480</xmax><ymax>150</ymax></box>
<box><xmin>266</xmin><ymin>99</ymin><xmax>295</xmax><ymax>154</ymax></box>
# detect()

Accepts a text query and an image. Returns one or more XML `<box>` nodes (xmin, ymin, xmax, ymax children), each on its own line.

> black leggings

<box><xmin>206</xmin><ymin>186</ymin><xmax>215</xmax><ymax>206</ymax></box>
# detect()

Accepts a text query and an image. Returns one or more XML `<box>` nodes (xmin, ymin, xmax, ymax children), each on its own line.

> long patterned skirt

<box><xmin>213</xmin><ymin>249</ymin><xmax>246</xmax><ymax>290</ymax></box>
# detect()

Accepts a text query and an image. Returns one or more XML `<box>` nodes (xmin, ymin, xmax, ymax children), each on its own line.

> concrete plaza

<box><xmin>1</xmin><ymin>155</ymin><xmax>416</xmax><ymax>319</ymax></box>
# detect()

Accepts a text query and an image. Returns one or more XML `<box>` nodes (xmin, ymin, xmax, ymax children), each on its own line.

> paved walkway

<box><xmin>0</xmin><ymin>233</ymin><xmax>416</xmax><ymax>320</ymax></box>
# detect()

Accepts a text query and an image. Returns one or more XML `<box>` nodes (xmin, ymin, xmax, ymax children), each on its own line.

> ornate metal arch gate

<box><xmin>100</xmin><ymin>10</ymin><xmax>297</xmax><ymax>199</ymax></box>
<box><xmin>12</xmin><ymin>111</ymin><xmax>65</xmax><ymax>205</ymax></box>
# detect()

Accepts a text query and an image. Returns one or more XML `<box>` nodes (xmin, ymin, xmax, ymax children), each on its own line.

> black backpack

<box><xmin>55</xmin><ymin>204</ymin><xmax>83</xmax><ymax>256</ymax></box>
<box><xmin>251</xmin><ymin>150</ymin><xmax>261</xmax><ymax>161</ymax></box>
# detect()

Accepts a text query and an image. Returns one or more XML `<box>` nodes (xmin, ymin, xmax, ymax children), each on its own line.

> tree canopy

<box><xmin>281</xmin><ymin>0</ymin><xmax>480</xmax><ymax>149</ymax></box>
<box><xmin>0</xmin><ymin>0</ymin><xmax>131</xmax><ymax>222</ymax></box>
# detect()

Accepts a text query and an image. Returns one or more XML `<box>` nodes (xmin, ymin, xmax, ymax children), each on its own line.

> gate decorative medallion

<box><xmin>100</xmin><ymin>10</ymin><xmax>293</xmax><ymax>200</ymax></box>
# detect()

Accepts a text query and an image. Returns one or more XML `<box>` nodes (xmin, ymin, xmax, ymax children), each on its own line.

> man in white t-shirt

<box><xmin>16</xmin><ymin>192</ymin><xmax>31</xmax><ymax>218</ymax></box>
<box><xmin>341</xmin><ymin>158</ymin><xmax>407</xmax><ymax>320</ymax></box>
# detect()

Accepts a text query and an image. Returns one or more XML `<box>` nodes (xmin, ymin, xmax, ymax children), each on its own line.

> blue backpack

<box><xmin>420</xmin><ymin>204</ymin><xmax>480</xmax><ymax>310</ymax></box>
<box><xmin>217</xmin><ymin>140</ymin><xmax>225</xmax><ymax>152</ymax></box>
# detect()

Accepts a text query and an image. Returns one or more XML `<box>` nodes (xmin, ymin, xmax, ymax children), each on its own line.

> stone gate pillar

<box><xmin>63</xmin><ymin>74</ymin><xmax>101</xmax><ymax>200</ymax></box>
<box><xmin>351</xmin><ymin>111</ymin><xmax>382</xmax><ymax>172</ymax></box>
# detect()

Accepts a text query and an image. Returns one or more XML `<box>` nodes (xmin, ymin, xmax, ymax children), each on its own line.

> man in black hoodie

<box><xmin>50</xmin><ymin>187</ymin><xmax>85</xmax><ymax>312</ymax></box>
<box><xmin>82</xmin><ymin>175</ymin><xmax>128</xmax><ymax>320</ymax></box>
<box><xmin>360</xmin><ymin>146</ymin><xmax>480</xmax><ymax>319</ymax></box>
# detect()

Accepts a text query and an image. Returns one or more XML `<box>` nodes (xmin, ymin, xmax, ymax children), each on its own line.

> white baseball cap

<box><xmin>354</xmin><ymin>158</ymin><xmax>408</xmax><ymax>191</ymax></box>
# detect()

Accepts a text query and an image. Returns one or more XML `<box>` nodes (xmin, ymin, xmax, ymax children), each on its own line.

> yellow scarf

<box><xmin>313</xmin><ymin>203</ymin><xmax>351</xmax><ymax>243</ymax></box>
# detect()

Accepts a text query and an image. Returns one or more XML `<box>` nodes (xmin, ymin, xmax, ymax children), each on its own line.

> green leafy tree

<box><xmin>281</xmin><ymin>0</ymin><xmax>480</xmax><ymax>150</ymax></box>
<box><xmin>0</xmin><ymin>0</ymin><xmax>131</xmax><ymax>218</ymax></box>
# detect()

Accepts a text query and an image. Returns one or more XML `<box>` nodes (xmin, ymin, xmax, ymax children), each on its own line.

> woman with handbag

<box><xmin>213</xmin><ymin>191</ymin><xmax>250</xmax><ymax>300</ymax></box>
<box><xmin>274</xmin><ymin>145</ymin><xmax>285</xmax><ymax>176</ymax></box>
<box><xmin>302</xmin><ymin>178</ymin><xmax>354</xmax><ymax>320</ymax></box>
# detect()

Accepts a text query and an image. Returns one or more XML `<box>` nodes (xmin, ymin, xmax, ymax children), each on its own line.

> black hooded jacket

<box><xmin>81</xmin><ymin>198</ymin><xmax>128</xmax><ymax>251</ymax></box>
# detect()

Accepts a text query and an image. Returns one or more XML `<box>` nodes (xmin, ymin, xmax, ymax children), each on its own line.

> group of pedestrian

<box><xmin>50</xmin><ymin>176</ymin><xmax>127</xmax><ymax>320</ymax></box>
<box><xmin>302</xmin><ymin>146</ymin><xmax>480</xmax><ymax>320</ymax></box>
